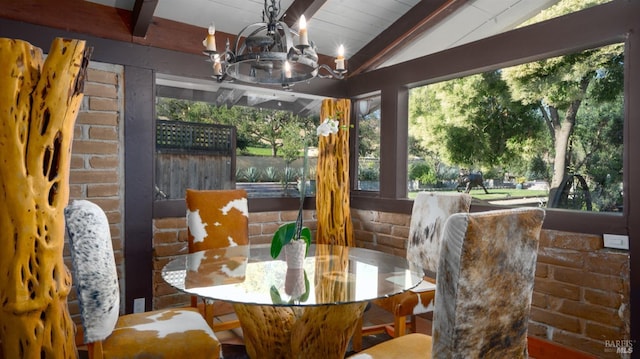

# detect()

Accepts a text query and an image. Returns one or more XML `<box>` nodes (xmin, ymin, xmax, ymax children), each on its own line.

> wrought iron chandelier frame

<box><xmin>203</xmin><ymin>0</ymin><xmax>346</xmax><ymax>89</ymax></box>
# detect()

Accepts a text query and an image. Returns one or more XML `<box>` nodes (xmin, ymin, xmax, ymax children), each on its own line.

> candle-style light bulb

<box><xmin>298</xmin><ymin>15</ymin><xmax>309</xmax><ymax>46</ymax></box>
<box><xmin>203</xmin><ymin>22</ymin><xmax>217</xmax><ymax>52</ymax></box>
<box><xmin>213</xmin><ymin>54</ymin><xmax>222</xmax><ymax>77</ymax></box>
<box><xmin>335</xmin><ymin>44</ymin><xmax>345</xmax><ymax>71</ymax></box>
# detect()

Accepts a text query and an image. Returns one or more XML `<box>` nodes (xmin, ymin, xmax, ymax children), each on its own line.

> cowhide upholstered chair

<box><xmin>185</xmin><ymin>188</ymin><xmax>249</xmax><ymax>331</ymax></box>
<box><xmin>65</xmin><ymin>200</ymin><xmax>220</xmax><ymax>359</ymax></box>
<box><xmin>354</xmin><ymin>192</ymin><xmax>471</xmax><ymax>350</ymax></box>
<box><xmin>348</xmin><ymin>207</ymin><xmax>545</xmax><ymax>359</ymax></box>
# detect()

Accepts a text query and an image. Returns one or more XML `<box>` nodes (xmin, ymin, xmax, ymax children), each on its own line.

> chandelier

<box><xmin>202</xmin><ymin>0</ymin><xmax>346</xmax><ymax>89</ymax></box>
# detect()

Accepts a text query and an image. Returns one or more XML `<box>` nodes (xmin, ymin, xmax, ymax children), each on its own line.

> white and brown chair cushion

<box><xmin>66</xmin><ymin>200</ymin><xmax>220</xmax><ymax>358</ymax></box>
<box><xmin>186</xmin><ymin>188</ymin><xmax>249</xmax><ymax>252</ymax></box>
<box><xmin>356</xmin><ymin>192</ymin><xmax>471</xmax><ymax>346</ymax></box>
<box><xmin>185</xmin><ymin>188</ymin><xmax>249</xmax><ymax>331</ymax></box>
<box><xmin>349</xmin><ymin>207</ymin><xmax>545</xmax><ymax>359</ymax></box>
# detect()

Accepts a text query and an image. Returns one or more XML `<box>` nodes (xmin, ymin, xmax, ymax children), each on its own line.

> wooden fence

<box><xmin>155</xmin><ymin>120</ymin><xmax>236</xmax><ymax>199</ymax></box>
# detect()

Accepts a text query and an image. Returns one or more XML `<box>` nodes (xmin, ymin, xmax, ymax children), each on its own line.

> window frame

<box><xmin>346</xmin><ymin>0</ymin><xmax>636</xmax><ymax>236</ymax></box>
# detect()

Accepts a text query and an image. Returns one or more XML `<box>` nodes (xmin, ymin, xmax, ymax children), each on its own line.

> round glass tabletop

<box><xmin>162</xmin><ymin>243</ymin><xmax>423</xmax><ymax>307</ymax></box>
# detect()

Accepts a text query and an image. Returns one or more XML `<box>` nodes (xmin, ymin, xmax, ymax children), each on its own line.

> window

<box><xmin>153</xmin><ymin>76</ymin><xmax>323</xmax><ymax>201</ymax></box>
<box><xmin>355</xmin><ymin>96</ymin><xmax>381</xmax><ymax>192</ymax></box>
<box><xmin>407</xmin><ymin>42</ymin><xmax>624</xmax><ymax>213</ymax></box>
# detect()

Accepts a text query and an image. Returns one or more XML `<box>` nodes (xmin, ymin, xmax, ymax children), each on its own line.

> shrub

<box><xmin>242</xmin><ymin>167</ymin><xmax>261</xmax><ymax>182</ymax></box>
<box><xmin>263</xmin><ymin>167</ymin><xmax>279</xmax><ymax>182</ymax></box>
<box><xmin>409</xmin><ymin>162</ymin><xmax>436</xmax><ymax>184</ymax></box>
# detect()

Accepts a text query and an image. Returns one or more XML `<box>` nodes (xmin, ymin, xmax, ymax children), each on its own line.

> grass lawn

<box><xmin>241</xmin><ymin>146</ymin><xmax>273</xmax><ymax>156</ymax></box>
<box><xmin>408</xmin><ymin>188</ymin><xmax>549</xmax><ymax>201</ymax></box>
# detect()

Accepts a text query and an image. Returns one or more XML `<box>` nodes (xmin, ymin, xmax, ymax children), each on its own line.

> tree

<box><xmin>502</xmin><ymin>0</ymin><xmax>622</xmax><ymax>189</ymax></box>
<box><xmin>156</xmin><ymin>98</ymin><xmax>253</xmax><ymax>149</ymax></box>
<box><xmin>156</xmin><ymin>98</ymin><xmax>317</xmax><ymax>156</ymax></box>
<box><xmin>503</xmin><ymin>43</ymin><xmax>623</xmax><ymax>188</ymax></box>
<box><xmin>236</xmin><ymin>109</ymin><xmax>315</xmax><ymax>157</ymax></box>
<box><xmin>409</xmin><ymin>71</ymin><xmax>544</xmax><ymax>172</ymax></box>
<box><xmin>357</xmin><ymin>110</ymin><xmax>380</xmax><ymax>158</ymax></box>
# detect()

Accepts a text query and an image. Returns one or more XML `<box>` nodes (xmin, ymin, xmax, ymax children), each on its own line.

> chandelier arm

<box><xmin>234</xmin><ymin>23</ymin><xmax>269</xmax><ymax>53</ymax></box>
<box><xmin>316</xmin><ymin>64</ymin><xmax>347</xmax><ymax>79</ymax></box>
<box><xmin>276</xmin><ymin>21</ymin><xmax>295</xmax><ymax>53</ymax></box>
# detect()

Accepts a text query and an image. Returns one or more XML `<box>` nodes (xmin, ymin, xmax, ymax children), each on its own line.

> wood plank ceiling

<box><xmin>0</xmin><ymin>0</ymin><xmax>559</xmax><ymax>115</ymax></box>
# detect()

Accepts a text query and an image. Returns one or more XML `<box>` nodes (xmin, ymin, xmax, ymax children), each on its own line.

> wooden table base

<box><xmin>233</xmin><ymin>302</ymin><xmax>367</xmax><ymax>359</ymax></box>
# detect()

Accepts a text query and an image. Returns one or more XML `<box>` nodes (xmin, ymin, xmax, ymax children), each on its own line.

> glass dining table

<box><xmin>162</xmin><ymin>243</ymin><xmax>422</xmax><ymax>359</ymax></box>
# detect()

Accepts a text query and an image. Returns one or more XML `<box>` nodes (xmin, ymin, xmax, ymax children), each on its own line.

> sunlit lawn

<box><xmin>408</xmin><ymin>188</ymin><xmax>549</xmax><ymax>200</ymax></box>
<box><xmin>242</xmin><ymin>146</ymin><xmax>272</xmax><ymax>156</ymax></box>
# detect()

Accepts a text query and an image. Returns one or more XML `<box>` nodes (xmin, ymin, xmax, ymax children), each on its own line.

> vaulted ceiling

<box><xmin>1</xmin><ymin>0</ymin><xmax>559</xmax><ymax>115</ymax></box>
<box><xmin>88</xmin><ymin>0</ymin><xmax>559</xmax><ymax>73</ymax></box>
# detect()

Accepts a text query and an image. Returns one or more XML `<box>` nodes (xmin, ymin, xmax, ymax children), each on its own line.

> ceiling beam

<box><xmin>281</xmin><ymin>0</ymin><xmax>327</xmax><ymax>27</ymax></box>
<box><xmin>131</xmin><ymin>0</ymin><xmax>158</xmax><ymax>38</ymax></box>
<box><xmin>347</xmin><ymin>0</ymin><xmax>467</xmax><ymax>76</ymax></box>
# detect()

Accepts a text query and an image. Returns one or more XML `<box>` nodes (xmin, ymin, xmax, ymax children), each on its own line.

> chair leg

<box><xmin>87</xmin><ymin>341</ymin><xmax>103</xmax><ymax>359</ymax></box>
<box><xmin>201</xmin><ymin>301</ymin><xmax>215</xmax><ymax>329</ymax></box>
<box><xmin>393</xmin><ymin>315</ymin><xmax>407</xmax><ymax>337</ymax></box>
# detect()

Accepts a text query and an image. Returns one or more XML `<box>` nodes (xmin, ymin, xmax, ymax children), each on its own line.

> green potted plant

<box><xmin>270</xmin><ymin>146</ymin><xmax>312</xmax><ymax>260</ymax></box>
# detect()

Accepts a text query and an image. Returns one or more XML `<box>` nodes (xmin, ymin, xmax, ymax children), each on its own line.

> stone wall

<box><xmin>66</xmin><ymin>61</ymin><xmax>124</xmax><ymax>325</ymax></box>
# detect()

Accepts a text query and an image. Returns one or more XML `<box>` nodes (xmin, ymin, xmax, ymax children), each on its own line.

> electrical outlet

<box><xmin>603</xmin><ymin>234</ymin><xmax>629</xmax><ymax>250</ymax></box>
<box><xmin>133</xmin><ymin>297</ymin><xmax>145</xmax><ymax>313</ymax></box>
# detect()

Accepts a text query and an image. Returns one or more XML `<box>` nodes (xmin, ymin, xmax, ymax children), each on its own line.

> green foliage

<box><xmin>358</xmin><ymin>161</ymin><xmax>379</xmax><ymax>181</ymax></box>
<box><xmin>358</xmin><ymin>110</ymin><xmax>381</xmax><ymax>157</ymax></box>
<box><xmin>279</xmin><ymin>122</ymin><xmax>313</xmax><ymax>164</ymax></box>
<box><xmin>528</xmin><ymin>155</ymin><xmax>550</xmax><ymax>181</ymax></box>
<box><xmin>502</xmin><ymin>40</ymin><xmax>624</xmax><ymax>187</ymax></box>
<box><xmin>238</xmin><ymin>167</ymin><xmax>261</xmax><ymax>182</ymax></box>
<box><xmin>358</xmin><ymin>168</ymin><xmax>378</xmax><ymax>181</ymax></box>
<box><xmin>409</xmin><ymin>162</ymin><xmax>437</xmax><ymax>184</ymax></box>
<box><xmin>270</xmin><ymin>222</ymin><xmax>311</xmax><ymax>259</ymax></box>
<box><xmin>263</xmin><ymin>167</ymin><xmax>279</xmax><ymax>182</ymax></box>
<box><xmin>281</xmin><ymin>167</ymin><xmax>298</xmax><ymax>183</ymax></box>
<box><xmin>242</xmin><ymin>146</ymin><xmax>273</xmax><ymax>156</ymax></box>
<box><xmin>409</xmin><ymin>71</ymin><xmax>545</xmax><ymax>169</ymax></box>
<box><xmin>156</xmin><ymin>97</ymin><xmax>317</xmax><ymax>158</ymax></box>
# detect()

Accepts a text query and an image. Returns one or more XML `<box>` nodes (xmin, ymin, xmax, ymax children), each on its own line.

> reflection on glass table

<box><xmin>162</xmin><ymin>244</ymin><xmax>422</xmax><ymax>306</ymax></box>
<box><xmin>162</xmin><ymin>244</ymin><xmax>422</xmax><ymax>359</ymax></box>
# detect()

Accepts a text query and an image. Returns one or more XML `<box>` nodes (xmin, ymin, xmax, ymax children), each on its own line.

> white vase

<box><xmin>285</xmin><ymin>267</ymin><xmax>306</xmax><ymax>298</ymax></box>
<box><xmin>284</xmin><ymin>240</ymin><xmax>306</xmax><ymax>269</ymax></box>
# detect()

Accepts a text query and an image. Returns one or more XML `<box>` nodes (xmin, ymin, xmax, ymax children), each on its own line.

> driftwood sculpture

<box><xmin>0</xmin><ymin>37</ymin><xmax>89</xmax><ymax>358</ymax></box>
<box><xmin>315</xmin><ymin>98</ymin><xmax>353</xmax><ymax>246</ymax></box>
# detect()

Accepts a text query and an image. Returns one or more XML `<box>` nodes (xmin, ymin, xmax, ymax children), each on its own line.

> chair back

<box><xmin>65</xmin><ymin>200</ymin><xmax>119</xmax><ymax>344</ymax></box>
<box><xmin>407</xmin><ymin>192</ymin><xmax>471</xmax><ymax>275</ymax></box>
<box><xmin>432</xmin><ymin>207</ymin><xmax>545</xmax><ymax>358</ymax></box>
<box><xmin>185</xmin><ymin>189</ymin><xmax>249</xmax><ymax>252</ymax></box>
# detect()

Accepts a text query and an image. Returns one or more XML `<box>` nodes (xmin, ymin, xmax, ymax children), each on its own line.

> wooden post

<box><xmin>315</xmin><ymin>98</ymin><xmax>353</xmax><ymax>246</ymax></box>
<box><xmin>0</xmin><ymin>37</ymin><xmax>89</xmax><ymax>359</ymax></box>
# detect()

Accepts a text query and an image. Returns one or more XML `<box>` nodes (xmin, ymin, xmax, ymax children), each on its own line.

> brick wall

<box><xmin>350</xmin><ymin>208</ymin><xmax>630</xmax><ymax>358</ymax></box>
<box><xmin>66</xmin><ymin>61</ymin><xmax>124</xmax><ymax>325</ymax></box>
<box><xmin>530</xmin><ymin>230</ymin><xmax>630</xmax><ymax>358</ymax></box>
